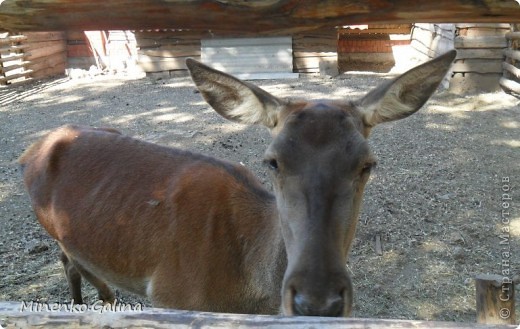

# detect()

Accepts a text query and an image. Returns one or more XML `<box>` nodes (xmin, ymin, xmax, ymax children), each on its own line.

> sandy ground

<box><xmin>0</xmin><ymin>70</ymin><xmax>519</xmax><ymax>323</ymax></box>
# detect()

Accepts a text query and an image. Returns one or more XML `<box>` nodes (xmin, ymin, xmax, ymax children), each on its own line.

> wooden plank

<box><xmin>475</xmin><ymin>274</ymin><xmax>516</xmax><ymax>325</ymax></box>
<box><xmin>0</xmin><ymin>53</ymin><xmax>27</xmax><ymax>63</ymax></box>
<box><xmin>505</xmin><ymin>32</ymin><xmax>520</xmax><ymax>40</ymax></box>
<box><xmin>31</xmin><ymin>63</ymin><xmax>66</xmax><ymax>78</ymax></box>
<box><xmin>139</xmin><ymin>48</ymin><xmax>201</xmax><ymax>58</ymax></box>
<box><xmin>456</xmin><ymin>49</ymin><xmax>504</xmax><ymax>60</ymax></box>
<box><xmin>0</xmin><ymin>44</ymin><xmax>28</xmax><ymax>54</ymax></box>
<box><xmin>138</xmin><ymin>56</ymin><xmax>197</xmax><ymax>71</ymax></box>
<box><xmin>0</xmin><ymin>301</ymin><xmax>518</xmax><ymax>329</ymax></box>
<box><xmin>0</xmin><ymin>35</ymin><xmax>27</xmax><ymax>45</ymax></box>
<box><xmin>24</xmin><ymin>31</ymin><xmax>66</xmax><ymax>42</ymax></box>
<box><xmin>455</xmin><ymin>23</ymin><xmax>512</xmax><ymax>29</ymax></box>
<box><xmin>28</xmin><ymin>51</ymin><xmax>67</xmax><ymax>73</ymax></box>
<box><xmin>26</xmin><ymin>43</ymin><xmax>67</xmax><ymax>60</ymax></box>
<box><xmin>201</xmin><ymin>37</ymin><xmax>293</xmax><ymax>76</ymax></box>
<box><xmin>294</xmin><ymin>51</ymin><xmax>337</xmax><ymax>58</ymax></box>
<box><xmin>339</xmin><ymin>28</ymin><xmax>411</xmax><ymax>35</ymax></box>
<box><xmin>454</xmin><ymin>36</ymin><xmax>507</xmax><ymax>48</ymax></box>
<box><xmin>0</xmin><ymin>70</ymin><xmax>33</xmax><ymax>83</ymax></box>
<box><xmin>504</xmin><ymin>49</ymin><xmax>520</xmax><ymax>62</ymax></box>
<box><xmin>203</xmin><ymin>36</ymin><xmax>292</xmax><ymax>47</ymax></box>
<box><xmin>0</xmin><ymin>61</ymin><xmax>30</xmax><ymax>74</ymax></box>
<box><xmin>503</xmin><ymin>62</ymin><xmax>520</xmax><ymax>79</ymax></box>
<box><xmin>500</xmin><ymin>77</ymin><xmax>520</xmax><ymax>94</ymax></box>
<box><xmin>452</xmin><ymin>60</ymin><xmax>503</xmax><ymax>73</ymax></box>
<box><xmin>0</xmin><ymin>1</ymin><xmax>520</xmax><ymax>34</ymax></box>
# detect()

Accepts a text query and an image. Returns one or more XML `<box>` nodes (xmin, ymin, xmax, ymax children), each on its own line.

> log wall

<box><xmin>25</xmin><ymin>32</ymin><xmax>67</xmax><ymax>79</ymax></box>
<box><xmin>293</xmin><ymin>28</ymin><xmax>338</xmax><ymax>75</ymax></box>
<box><xmin>135</xmin><ymin>30</ymin><xmax>202</xmax><ymax>78</ymax></box>
<box><xmin>450</xmin><ymin>24</ymin><xmax>510</xmax><ymax>94</ymax></box>
<box><xmin>338</xmin><ymin>24</ymin><xmax>411</xmax><ymax>72</ymax></box>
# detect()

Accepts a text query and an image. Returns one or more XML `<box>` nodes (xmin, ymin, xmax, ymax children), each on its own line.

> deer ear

<box><xmin>357</xmin><ymin>50</ymin><xmax>456</xmax><ymax>127</ymax></box>
<box><xmin>186</xmin><ymin>58</ymin><xmax>284</xmax><ymax>128</ymax></box>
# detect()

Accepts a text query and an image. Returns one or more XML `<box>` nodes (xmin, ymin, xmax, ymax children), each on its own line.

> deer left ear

<box><xmin>186</xmin><ymin>58</ymin><xmax>284</xmax><ymax>129</ymax></box>
<box><xmin>357</xmin><ymin>50</ymin><xmax>456</xmax><ymax>127</ymax></box>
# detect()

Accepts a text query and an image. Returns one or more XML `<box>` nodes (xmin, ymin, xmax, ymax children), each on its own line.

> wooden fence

<box><xmin>0</xmin><ymin>301</ymin><xmax>517</xmax><ymax>329</ymax></box>
<box><xmin>500</xmin><ymin>24</ymin><xmax>520</xmax><ymax>94</ymax></box>
<box><xmin>0</xmin><ymin>33</ymin><xmax>31</xmax><ymax>85</ymax></box>
<box><xmin>0</xmin><ymin>32</ymin><xmax>66</xmax><ymax>85</ymax></box>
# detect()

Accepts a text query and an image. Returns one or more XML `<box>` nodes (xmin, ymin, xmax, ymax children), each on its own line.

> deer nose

<box><xmin>293</xmin><ymin>292</ymin><xmax>344</xmax><ymax>317</ymax></box>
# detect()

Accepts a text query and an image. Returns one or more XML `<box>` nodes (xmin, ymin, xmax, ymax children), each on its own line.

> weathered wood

<box><xmin>505</xmin><ymin>49</ymin><xmax>520</xmax><ymax>62</ymax></box>
<box><xmin>1</xmin><ymin>1</ymin><xmax>520</xmax><ymax>34</ymax></box>
<box><xmin>503</xmin><ymin>62</ymin><xmax>520</xmax><ymax>79</ymax></box>
<box><xmin>0</xmin><ymin>61</ymin><xmax>29</xmax><ymax>74</ymax></box>
<box><xmin>24</xmin><ymin>31</ymin><xmax>65</xmax><ymax>42</ymax></box>
<box><xmin>0</xmin><ymin>53</ymin><xmax>26</xmax><ymax>63</ymax></box>
<box><xmin>500</xmin><ymin>77</ymin><xmax>520</xmax><ymax>94</ymax></box>
<box><xmin>0</xmin><ymin>44</ymin><xmax>27</xmax><ymax>54</ymax></box>
<box><xmin>455</xmin><ymin>23</ymin><xmax>512</xmax><ymax>29</ymax></box>
<box><xmin>139</xmin><ymin>47</ymin><xmax>201</xmax><ymax>58</ymax></box>
<box><xmin>454</xmin><ymin>36</ymin><xmax>507</xmax><ymax>49</ymax></box>
<box><xmin>505</xmin><ymin>32</ymin><xmax>520</xmax><ymax>41</ymax></box>
<box><xmin>452</xmin><ymin>60</ymin><xmax>503</xmax><ymax>74</ymax></box>
<box><xmin>28</xmin><ymin>51</ymin><xmax>67</xmax><ymax>74</ymax></box>
<box><xmin>25</xmin><ymin>42</ymin><xmax>66</xmax><ymax>61</ymax></box>
<box><xmin>138</xmin><ymin>56</ymin><xmax>194</xmax><ymax>72</ymax></box>
<box><xmin>0</xmin><ymin>302</ymin><xmax>518</xmax><ymax>329</ymax></box>
<box><xmin>0</xmin><ymin>34</ymin><xmax>26</xmax><ymax>45</ymax></box>
<box><xmin>339</xmin><ymin>26</ymin><xmax>411</xmax><ymax>35</ymax></box>
<box><xmin>0</xmin><ymin>69</ymin><xmax>33</xmax><ymax>83</ymax></box>
<box><xmin>201</xmin><ymin>37</ymin><xmax>297</xmax><ymax>79</ymax></box>
<box><xmin>456</xmin><ymin>49</ymin><xmax>505</xmax><ymax>60</ymax></box>
<box><xmin>475</xmin><ymin>274</ymin><xmax>516</xmax><ymax>325</ymax></box>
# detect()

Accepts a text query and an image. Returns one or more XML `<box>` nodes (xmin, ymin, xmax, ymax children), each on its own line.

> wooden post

<box><xmin>475</xmin><ymin>274</ymin><xmax>516</xmax><ymax>325</ymax></box>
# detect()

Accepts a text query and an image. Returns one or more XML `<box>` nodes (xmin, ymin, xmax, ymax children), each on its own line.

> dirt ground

<box><xmin>0</xmin><ymin>70</ymin><xmax>519</xmax><ymax>324</ymax></box>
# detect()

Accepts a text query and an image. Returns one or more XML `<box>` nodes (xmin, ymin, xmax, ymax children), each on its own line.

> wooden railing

<box><xmin>0</xmin><ymin>33</ymin><xmax>32</xmax><ymax>85</ymax></box>
<box><xmin>501</xmin><ymin>24</ymin><xmax>520</xmax><ymax>94</ymax></box>
<box><xmin>0</xmin><ymin>301</ymin><xmax>518</xmax><ymax>329</ymax></box>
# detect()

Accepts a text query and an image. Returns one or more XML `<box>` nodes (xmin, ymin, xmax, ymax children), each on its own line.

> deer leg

<box><xmin>60</xmin><ymin>252</ymin><xmax>84</xmax><ymax>304</ymax></box>
<box><xmin>61</xmin><ymin>252</ymin><xmax>115</xmax><ymax>303</ymax></box>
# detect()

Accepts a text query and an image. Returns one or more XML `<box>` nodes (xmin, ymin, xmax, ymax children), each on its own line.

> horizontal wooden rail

<box><xmin>503</xmin><ymin>62</ymin><xmax>520</xmax><ymax>79</ymax></box>
<box><xmin>0</xmin><ymin>302</ymin><xmax>518</xmax><ymax>329</ymax></box>
<box><xmin>0</xmin><ymin>44</ymin><xmax>28</xmax><ymax>53</ymax></box>
<box><xmin>505</xmin><ymin>31</ymin><xmax>520</xmax><ymax>40</ymax></box>
<box><xmin>504</xmin><ymin>49</ymin><xmax>520</xmax><ymax>62</ymax></box>
<box><xmin>0</xmin><ymin>61</ymin><xmax>30</xmax><ymax>74</ymax></box>
<box><xmin>500</xmin><ymin>76</ymin><xmax>520</xmax><ymax>94</ymax></box>
<box><xmin>0</xmin><ymin>0</ymin><xmax>519</xmax><ymax>34</ymax></box>
<box><xmin>0</xmin><ymin>35</ymin><xmax>27</xmax><ymax>45</ymax></box>
<box><xmin>0</xmin><ymin>53</ymin><xmax>27</xmax><ymax>63</ymax></box>
<box><xmin>0</xmin><ymin>69</ymin><xmax>33</xmax><ymax>83</ymax></box>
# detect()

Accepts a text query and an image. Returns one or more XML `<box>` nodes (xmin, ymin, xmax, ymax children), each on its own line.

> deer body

<box><xmin>20</xmin><ymin>50</ymin><xmax>456</xmax><ymax>316</ymax></box>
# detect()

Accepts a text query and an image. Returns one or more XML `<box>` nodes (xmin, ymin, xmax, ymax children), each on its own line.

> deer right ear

<box><xmin>357</xmin><ymin>50</ymin><xmax>456</xmax><ymax>127</ymax></box>
<box><xmin>186</xmin><ymin>58</ymin><xmax>284</xmax><ymax>128</ymax></box>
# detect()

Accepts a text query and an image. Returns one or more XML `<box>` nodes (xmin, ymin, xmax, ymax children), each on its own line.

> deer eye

<box><xmin>361</xmin><ymin>161</ymin><xmax>377</xmax><ymax>174</ymax></box>
<box><xmin>264</xmin><ymin>158</ymin><xmax>279</xmax><ymax>171</ymax></box>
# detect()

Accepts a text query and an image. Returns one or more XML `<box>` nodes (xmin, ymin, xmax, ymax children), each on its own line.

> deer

<box><xmin>19</xmin><ymin>50</ymin><xmax>456</xmax><ymax>317</ymax></box>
